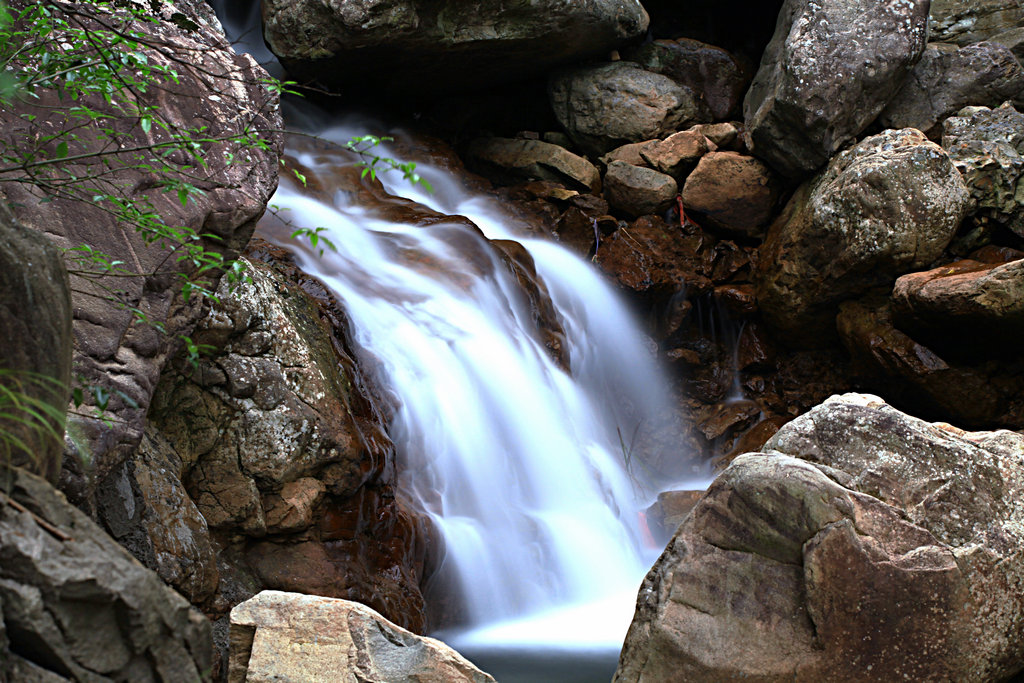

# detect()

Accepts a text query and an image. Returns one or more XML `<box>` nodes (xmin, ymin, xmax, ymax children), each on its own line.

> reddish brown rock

<box><xmin>646</xmin><ymin>490</ymin><xmax>704</xmax><ymax>540</ymax></box>
<box><xmin>595</xmin><ymin>216</ymin><xmax>712</xmax><ymax>297</ymax></box>
<box><xmin>681</xmin><ymin>152</ymin><xmax>780</xmax><ymax>237</ymax></box>
<box><xmin>712</xmin><ymin>284</ymin><xmax>757</xmax><ymax>316</ymax></box>
<box><xmin>715</xmin><ymin>416</ymin><xmax>788</xmax><ymax>469</ymax></box>
<box><xmin>465</xmin><ymin>137</ymin><xmax>601</xmax><ymax>193</ymax></box>
<box><xmin>695</xmin><ymin>400</ymin><xmax>761</xmax><ymax>440</ymax></box>
<box><xmin>601</xmin><ymin>141</ymin><xmax>654</xmax><ymax>167</ymax></box>
<box><xmin>736</xmin><ymin>321</ymin><xmax>775</xmax><ymax>370</ymax></box>
<box><xmin>639</xmin><ymin>129</ymin><xmax>709</xmax><ymax>180</ymax></box>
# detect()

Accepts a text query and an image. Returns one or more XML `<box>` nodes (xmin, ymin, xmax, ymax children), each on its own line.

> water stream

<box><xmin>212</xmin><ymin>5</ymin><xmax>706</xmax><ymax>680</ymax></box>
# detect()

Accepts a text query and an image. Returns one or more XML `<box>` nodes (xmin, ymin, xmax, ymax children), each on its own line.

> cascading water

<box><xmin>211</xmin><ymin>5</ymin><xmax>707</xmax><ymax>680</ymax></box>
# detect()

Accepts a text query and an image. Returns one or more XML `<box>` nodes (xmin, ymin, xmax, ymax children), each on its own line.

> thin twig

<box><xmin>1</xmin><ymin>491</ymin><xmax>74</xmax><ymax>542</ymax></box>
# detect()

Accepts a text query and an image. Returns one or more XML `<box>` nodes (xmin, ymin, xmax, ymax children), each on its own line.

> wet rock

<box><xmin>891</xmin><ymin>258</ymin><xmax>1024</xmax><ymax>354</ymax></box>
<box><xmin>622</xmin><ymin>38</ymin><xmax>749</xmax><ymax>120</ymax></box>
<box><xmin>229</xmin><ymin>591</ymin><xmax>494</xmax><ymax>683</ymax></box>
<box><xmin>262</xmin><ymin>0</ymin><xmax>648</xmax><ymax>95</ymax></box>
<box><xmin>736</xmin><ymin>321</ymin><xmax>775</xmax><ymax>370</ymax></box>
<box><xmin>681</xmin><ymin>152</ymin><xmax>780</xmax><ymax>237</ymax></box>
<box><xmin>0</xmin><ymin>0</ymin><xmax>282</xmax><ymax>511</ymax></box>
<box><xmin>0</xmin><ymin>204</ymin><xmax>71</xmax><ymax>483</ymax></box>
<box><xmin>550</xmin><ymin>62</ymin><xmax>708</xmax><ymax>158</ymax></box>
<box><xmin>0</xmin><ymin>467</ymin><xmax>211</xmax><ymax>682</ymax></box>
<box><xmin>715</xmin><ymin>416</ymin><xmax>788</xmax><ymax>469</ymax></box>
<box><xmin>617</xmin><ymin>394</ymin><xmax>1024</xmax><ymax>682</ymax></box>
<box><xmin>930</xmin><ymin>0</ymin><xmax>1024</xmax><ymax>46</ymax></box>
<box><xmin>712</xmin><ymin>284</ymin><xmax>757</xmax><ymax>317</ymax></box>
<box><xmin>603</xmin><ymin>161</ymin><xmax>679</xmax><ymax>218</ymax></box>
<box><xmin>695</xmin><ymin>400</ymin><xmax>761</xmax><ymax>441</ymax></box>
<box><xmin>646</xmin><ymin>490</ymin><xmax>703</xmax><ymax>541</ymax></box>
<box><xmin>942</xmin><ymin>104</ymin><xmax>1024</xmax><ymax>236</ymax></box>
<box><xmin>880</xmin><ymin>42</ymin><xmax>1024</xmax><ymax>136</ymax></box>
<box><xmin>754</xmin><ymin>129</ymin><xmax>971</xmax><ymax>341</ymax></box>
<box><xmin>639</xmin><ymin>129</ymin><xmax>709</xmax><ymax>180</ymax></box>
<box><xmin>465</xmin><ymin>138</ymin><xmax>600</xmax><ymax>193</ymax></box>
<box><xmin>743</xmin><ymin>0</ymin><xmax>929</xmax><ymax>178</ymax></box>
<box><xmin>837</xmin><ymin>297</ymin><xmax>1022</xmax><ymax>427</ymax></box>
<box><xmin>595</xmin><ymin>216</ymin><xmax>712</xmax><ymax>298</ymax></box>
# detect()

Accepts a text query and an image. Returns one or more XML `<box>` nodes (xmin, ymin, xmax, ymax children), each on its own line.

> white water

<box><xmin>262</xmin><ymin>121</ymin><xmax>697</xmax><ymax>661</ymax></box>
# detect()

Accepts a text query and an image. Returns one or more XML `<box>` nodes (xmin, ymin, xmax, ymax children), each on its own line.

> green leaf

<box><xmin>140</xmin><ymin>116</ymin><xmax>151</xmax><ymax>134</ymax></box>
<box><xmin>55</xmin><ymin>141</ymin><xmax>68</xmax><ymax>158</ymax></box>
<box><xmin>177</xmin><ymin>187</ymin><xmax>188</xmax><ymax>207</ymax></box>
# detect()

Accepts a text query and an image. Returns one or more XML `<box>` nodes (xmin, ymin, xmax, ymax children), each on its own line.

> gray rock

<box><xmin>929</xmin><ymin>0</ymin><xmax>1024</xmax><ymax>46</ymax></box>
<box><xmin>550</xmin><ymin>62</ymin><xmax>708</xmax><ymax>158</ymax></box>
<box><xmin>754</xmin><ymin>128</ymin><xmax>971</xmax><ymax>341</ymax></box>
<box><xmin>228</xmin><ymin>591</ymin><xmax>494</xmax><ymax>683</ymax></box>
<box><xmin>616</xmin><ymin>394</ymin><xmax>1024</xmax><ymax>682</ymax></box>
<box><xmin>262</xmin><ymin>0</ymin><xmax>649</xmax><ymax>94</ymax></box>
<box><xmin>0</xmin><ymin>203</ymin><xmax>71</xmax><ymax>483</ymax></box>
<box><xmin>0</xmin><ymin>467</ymin><xmax>211</xmax><ymax>682</ymax></box>
<box><xmin>942</xmin><ymin>103</ymin><xmax>1024</xmax><ymax>236</ymax></box>
<box><xmin>465</xmin><ymin>138</ymin><xmax>601</xmax><ymax>193</ymax></box>
<box><xmin>880</xmin><ymin>42</ymin><xmax>1024</xmax><ymax>135</ymax></box>
<box><xmin>743</xmin><ymin>0</ymin><xmax>929</xmax><ymax>178</ymax></box>
<box><xmin>603</xmin><ymin>161</ymin><xmax>678</xmax><ymax>218</ymax></box>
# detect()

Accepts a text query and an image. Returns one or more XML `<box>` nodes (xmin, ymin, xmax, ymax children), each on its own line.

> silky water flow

<box><xmin>210</xmin><ymin>6</ymin><xmax>708</xmax><ymax>680</ymax></box>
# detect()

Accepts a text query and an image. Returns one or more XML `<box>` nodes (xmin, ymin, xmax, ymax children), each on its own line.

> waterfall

<box><xmin>210</xmin><ymin>4</ymin><xmax>704</xmax><ymax>678</ymax></box>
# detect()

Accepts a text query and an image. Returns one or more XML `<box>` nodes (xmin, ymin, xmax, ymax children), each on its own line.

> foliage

<box><xmin>0</xmin><ymin>369</ymin><xmax>67</xmax><ymax>474</ymax></box>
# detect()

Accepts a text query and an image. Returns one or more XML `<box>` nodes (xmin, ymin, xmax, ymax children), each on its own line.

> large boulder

<box><xmin>228</xmin><ymin>591</ymin><xmax>494</xmax><ymax>683</ymax></box>
<box><xmin>754</xmin><ymin>128</ymin><xmax>971</xmax><ymax>341</ymax></box>
<box><xmin>262</xmin><ymin>0</ymin><xmax>649</xmax><ymax>94</ymax></box>
<box><xmin>603</xmin><ymin>161</ymin><xmax>678</xmax><ymax>218</ymax></box>
<box><xmin>0</xmin><ymin>203</ymin><xmax>71</xmax><ymax>483</ymax></box>
<box><xmin>929</xmin><ymin>0</ymin><xmax>1024</xmax><ymax>46</ymax></box>
<box><xmin>550</xmin><ymin>62</ymin><xmax>708</xmax><ymax>158</ymax></box>
<box><xmin>622</xmin><ymin>38</ymin><xmax>748</xmax><ymax>121</ymax></box>
<box><xmin>616</xmin><ymin>394</ymin><xmax>1024</xmax><ymax>682</ymax></box>
<box><xmin>942</xmin><ymin>104</ymin><xmax>1024</xmax><ymax>236</ymax></box>
<box><xmin>743</xmin><ymin>0</ymin><xmax>929</xmax><ymax>179</ymax></box>
<box><xmin>879</xmin><ymin>42</ymin><xmax>1024</xmax><ymax>135</ymax></box>
<box><xmin>123</xmin><ymin>253</ymin><xmax>433</xmax><ymax>632</ymax></box>
<box><xmin>0</xmin><ymin>466</ymin><xmax>212</xmax><ymax>681</ymax></box>
<box><xmin>0</xmin><ymin>0</ymin><xmax>282</xmax><ymax>513</ymax></box>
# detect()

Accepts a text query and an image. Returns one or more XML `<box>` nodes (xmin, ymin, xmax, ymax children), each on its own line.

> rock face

<box><xmin>681</xmin><ymin>152</ymin><xmax>779</xmax><ymax>237</ymax></box>
<box><xmin>0</xmin><ymin>0</ymin><xmax>282</xmax><ymax>513</ymax></box>
<box><xmin>743</xmin><ymin>0</ymin><xmax>929</xmax><ymax>178</ymax></box>
<box><xmin>120</xmin><ymin>253</ymin><xmax>433</xmax><ymax>633</ymax></box>
<box><xmin>550</xmin><ymin>62</ymin><xmax>708</xmax><ymax>158</ymax></box>
<box><xmin>0</xmin><ymin>467</ymin><xmax>212</xmax><ymax>682</ymax></box>
<box><xmin>616</xmin><ymin>394</ymin><xmax>1024</xmax><ymax>682</ymax></box>
<box><xmin>604</xmin><ymin>161</ymin><xmax>678</xmax><ymax>218</ymax></box>
<box><xmin>262</xmin><ymin>0</ymin><xmax>648</xmax><ymax>94</ymax></box>
<box><xmin>754</xmin><ymin>128</ymin><xmax>971</xmax><ymax>340</ymax></box>
<box><xmin>465</xmin><ymin>138</ymin><xmax>601</xmax><ymax>193</ymax></box>
<box><xmin>229</xmin><ymin>591</ymin><xmax>494</xmax><ymax>683</ymax></box>
<box><xmin>942</xmin><ymin>104</ymin><xmax>1024</xmax><ymax>236</ymax></box>
<box><xmin>930</xmin><ymin>0</ymin><xmax>1024</xmax><ymax>45</ymax></box>
<box><xmin>880</xmin><ymin>42</ymin><xmax>1024</xmax><ymax>135</ymax></box>
<box><xmin>622</xmin><ymin>38</ymin><xmax>748</xmax><ymax>120</ymax></box>
<box><xmin>0</xmin><ymin>204</ymin><xmax>71</xmax><ymax>483</ymax></box>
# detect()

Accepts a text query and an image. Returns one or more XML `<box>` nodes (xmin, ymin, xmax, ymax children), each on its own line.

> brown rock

<box><xmin>595</xmin><ymin>216</ymin><xmax>712</xmax><ymax>297</ymax></box>
<box><xmin>736</xmin><ymin>321</ymin><xmax>775</xmax><ymax>370</ymax></box>
<box><xmin>229</xmin><ymin>591</ymin><xmax>494</xmax><ymax>683</ymax></box>
<box><xmin>716</xmin><ymin>416</ymin><xmax>788</xmax><ymax>469</ymax></box>
<box><xmin>646</xmin><ymin>490</ymin><xmax>704</xmax><ymax>540</ymax></box>
<box><xmin>465</xmin><ymin>137</ymin><xmax>601</xmax><ymax>193</ymax></box>
<box><xmin>600</xmin><ymin>141</ymin><xmax>654</xmax><ymax>167</ymax></box>
<box><xmin>264</xmin><ymin>478</ymin><xmax>327</xmax><ymax>533</ymax></box>
<box><xmin>639</xmin><ymin>129</ymin><xmax>709</xmax><ymax>180</ymax></box>
<box><xmin>603</xmin><ymin>161</ymin><xmax>679</xmax><ymax>218</ymax></box>
<box><xmin>682</xmin><ymin>152</ymin><xmax>779</xmax><ymax>237</ymax></box>
<box><xmin>695</xmin><ymin>400</ymin><xmax>761</xmax><ymax>440</ymax></box>
<box><xmin>712</xmin><ymin>284</ymin><xmax>757</xmax><ymax>316</ymax></box>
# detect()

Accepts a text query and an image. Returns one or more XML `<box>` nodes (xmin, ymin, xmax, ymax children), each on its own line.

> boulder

<box><xmin>942</xmin><ymin>104</ymin><xmax>1024</xmax><ymax>236</ymax></box>
<box><xmin>891</xmin><ymin>258</ymin><xmax>1024</xmax><ymax>349</ymax></box>
<box><xmin>929</xmin><ymin>0</ymin><xmax>1024</xmax><ymax>46</ymax></box>
<box><xmin>603</xmin><ymin>161</ymin><xmax>678</xmax><ymax>218</ymax></box>
<box><xmin>622</xmin><ymin>38</ymin><xmax>748</xmax><ymax>120</ymax></box>
<box><xmin>465</xmin><ymin>138</ymin><xmax>601</xmax><ymax>193</ymax></box>
<box><xmin>228</xmin><ymin>591</ymin><xmax>494</xmax><ymax>683</ymax></box>
<box><xmin>880</xmin><ymin>42</ymin><xmax>1024</xmax><ymax>135</ymax></box>
<box><xmin>837</xmin><ymin>297</ymin><xmax>1021</xmax><ymax>428</ymax></box>
<box><xmin>601</xmin><ymin>141</ymin><xmax>654</xmax><ymax>168</ymax></box>
<box><xmin>639</xmin><ymin>129</ymin><xmax>709</xmax><ymax>180</ymax></box>
<box><xmin>0</xmin><ymin>467</ymin><xmax>212</xmax><ymax>682</ymax></box>
<box><xmin>616</xmin><ymin>394</ymin><xmax>1024</xmax><ymax>682</ymax></box>
<box><xmin>262</xmin><ymin>0</ymin><xmax>649</xmax><ymax>94</ymax></box>
<box><xmin>681</xmin><ymin>151</ymin><xmax>780</xmax><ymax>237</ymax></box>
<box><xmin>0</xmin><ymin>203</ymin><xmax>71</xmax><ymax>483</ymax></box>
<box><xmin>0</xmin><ymin>0</ymin><xmax>282</xmax><ymax>512</ymax></box>
<box><xmin>991</xmin><ymin>27</ymin><xmax>1024</xmax><ymax>66</ymax></box>
<box><xmin>132</xmin><ymin>254</ymin><xmax>432</xmax><ymax>631</ymax></box>
<box><xmin>754</xmin><ymin>128</ymin><xmax>971</xmax><ymax>341</ymax></box>
<box><xmin>743</xmin><ymin>0</ymin><xmax>929</xmax><ymax>178</ymax></box>
<box><xmin>550</xmin><ymin>62</ymin><xmax>708</xmax><ymax>158</ymax></box>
